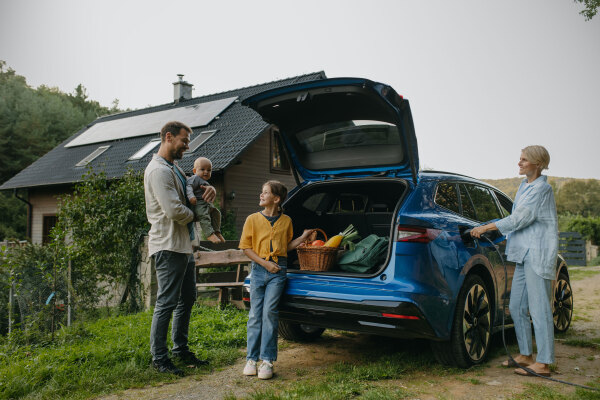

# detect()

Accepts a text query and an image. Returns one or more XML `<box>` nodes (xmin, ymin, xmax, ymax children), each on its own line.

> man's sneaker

<box><xmin>257</xmin><ymin>360</ymin><xmax>274</xmax><ymax>379</ymax></box>
<box><xmin>152</xmin><ymin>358</ymin><xmax>184</xmax><ymax>377</ymax></box>
<box><xmin>243</xmin><ymin>359</ymin><xmax>257</xmax><ymax>376</ymax></box>
<box><xmin>172</xmin><ymin>351</ymin><xmax>209</xmax><ymax>367</ymax></box>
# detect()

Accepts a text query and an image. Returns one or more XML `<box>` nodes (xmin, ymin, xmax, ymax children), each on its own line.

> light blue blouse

<box><xmin>495</xmin><ymin>175</ymin><xmax>558</xmax><ymax>280</ymax></box>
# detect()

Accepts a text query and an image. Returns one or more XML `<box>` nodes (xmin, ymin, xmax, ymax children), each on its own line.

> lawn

<box><xmin>0</xmin><ymin>305</ymin><xmax>247</xmax><ymax>400</ymax></box>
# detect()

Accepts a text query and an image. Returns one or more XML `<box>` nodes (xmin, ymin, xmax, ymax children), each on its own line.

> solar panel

<box><xmin>65</xmin><ymin>96</ymin><xmax>238</xmax><ymax>148</ymax></box>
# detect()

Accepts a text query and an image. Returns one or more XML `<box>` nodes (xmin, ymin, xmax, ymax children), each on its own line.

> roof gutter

<box><xmin>14</xmin><ymin>189</ymin><xmax>32</xmax><ymax>240</ymax></box>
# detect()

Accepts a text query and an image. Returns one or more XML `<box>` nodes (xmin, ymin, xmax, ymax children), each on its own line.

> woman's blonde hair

<box><xmin>522</xmin><ymin>145</ymin><xmax>550</xmax><ymax>171</ymax></box>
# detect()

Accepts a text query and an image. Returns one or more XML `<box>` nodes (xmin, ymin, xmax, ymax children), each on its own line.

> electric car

<box><xmin>241</xmin><ymin>78</ymin><xmax>573</xmax><ymax>368</ymax></box>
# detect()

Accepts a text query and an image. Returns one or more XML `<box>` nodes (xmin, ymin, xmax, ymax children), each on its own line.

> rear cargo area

<box><xmin>284</xmin><ymin>178</ymin><xmax>407</xmax><ymax>274</ymax></box>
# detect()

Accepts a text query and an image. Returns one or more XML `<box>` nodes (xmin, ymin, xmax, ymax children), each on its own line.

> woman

<box><xmin>471</xmin><ymin>145</ymin><xmax>558</xmax><ymax>377</ymax></box>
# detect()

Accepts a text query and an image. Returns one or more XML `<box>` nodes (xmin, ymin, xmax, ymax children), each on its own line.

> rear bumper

<box><xmin>278</xmin><ymin>294</ymin><xmax>439</xmax><ymax>340</ymax></box>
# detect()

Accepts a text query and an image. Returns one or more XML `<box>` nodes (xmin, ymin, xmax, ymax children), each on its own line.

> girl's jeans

<box><xmin>509</xmin><ymin>255</ymin><xmax>555</xmax><ymax>364</ymax></box>
<box><xmin>246</xmin><ymin>262</ymin><xmax>287</xmax><ymax>362</ymax></box>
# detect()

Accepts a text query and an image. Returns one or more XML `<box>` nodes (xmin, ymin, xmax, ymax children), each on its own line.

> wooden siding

<box><xmin>224</xmin><ymin>126</ymin><xmax>297</xmax><ymax>235</ymax></box>
<box><xmin>28</xmin><ymin>186</ymin><xmax>71</xmax><ymax>244</ymax></box>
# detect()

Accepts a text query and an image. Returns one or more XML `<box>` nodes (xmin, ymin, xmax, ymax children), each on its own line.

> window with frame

<box><xmin>42</xmin><ymin>215</ymin><xmax>58</xmax><ymax>244</ymax></box>
<box><xmin>434</xmin><ymin>182</ymin><xmax>460</xmax><ymax>214</ymax></box>
<box><xmin>464</xmin><ymin>184</ymin><xmax>503</xmax><ymax>222</ymax></box>
<box><xmin>271</xmin><ymin>130</ymin><xmax>291</xmax><ymax>173</ymax></box>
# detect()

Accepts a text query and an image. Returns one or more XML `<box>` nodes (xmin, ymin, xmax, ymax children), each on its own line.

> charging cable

<box><xmin>476</xmin><ymin>232</ymin><xmax>599</xmax><ymax>391</ymax></box>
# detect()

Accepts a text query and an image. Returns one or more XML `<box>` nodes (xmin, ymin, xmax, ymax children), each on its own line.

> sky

<box><xmin>1</xmin><ymin>0</ymin><xmax>599</xmax><ymax>180</ymax></box>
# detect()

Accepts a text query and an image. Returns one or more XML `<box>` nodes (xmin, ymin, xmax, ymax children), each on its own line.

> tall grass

<box><xmin>0</xmin><ymin>305</ymin><xmax>247</xmax><ymax>400</ymax></box>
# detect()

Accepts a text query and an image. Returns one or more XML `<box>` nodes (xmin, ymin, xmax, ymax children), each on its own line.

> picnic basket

<box><xmin>297</xmin><ymin>228</ymin><xmax>338</xmax><ymax>272</ymax></box>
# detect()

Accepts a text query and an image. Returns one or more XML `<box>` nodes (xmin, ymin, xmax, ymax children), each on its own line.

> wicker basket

<box><xmin>297</xmin><ymin>228</ymin><xmax>338</xmax><ymax>271</ymax></box>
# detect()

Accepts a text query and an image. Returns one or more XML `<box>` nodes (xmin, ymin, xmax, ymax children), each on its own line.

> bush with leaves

<box><xmin>0</xmin><ymin>242</ymin><xmax>63</xmax><ymax>338</ymax></box>
<box><xmin>52</xmin><ymin>168</ymin><xmax>149</xmax><ymax>313</ymax></box>
<box><xmin>566</xmin><ymin>216</ymin><xmax>600</xmax><ymax>245</ymax></box>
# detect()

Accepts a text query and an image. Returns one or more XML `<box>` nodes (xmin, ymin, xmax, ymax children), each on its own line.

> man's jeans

<box><xmin>509</xmin><ymin>255</ymin><xmax>555</xmax><ymax>364</ymax></box>
<box><xmin>246</xmin><ymin>262</ymin><xmax>286</xmax><ymax>362</ymax></box>
<box><xmin>150</xmin><ymin>251</ymin><xmax>197</xmax><ymax>362</ymax></box>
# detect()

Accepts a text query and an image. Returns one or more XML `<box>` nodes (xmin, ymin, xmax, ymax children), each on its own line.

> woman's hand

<box><xmin>263</xmin><ymin>260</ymin><xmax>281</xmax><ymax>273</ymax></box>
<box><xmin>470</xmin><ymin>223</ymin><xmax>497</xmax><ymax>238</ymax></box>
<box><xmin>300</xmin><ymin>229</ymin><xmax>316</xmax><ymax>241</ymax></box>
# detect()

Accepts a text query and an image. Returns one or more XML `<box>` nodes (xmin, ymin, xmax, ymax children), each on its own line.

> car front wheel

<box><xmin>431</xmin><ymin>274</ymin><xmax>492</xmax><ymax>368</ymax></box>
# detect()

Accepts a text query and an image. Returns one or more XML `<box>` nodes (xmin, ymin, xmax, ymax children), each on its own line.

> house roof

<box><xmin>0</xmin><ymin>72</ymin><xmax>326</xmax><ymax>190</ymax></box>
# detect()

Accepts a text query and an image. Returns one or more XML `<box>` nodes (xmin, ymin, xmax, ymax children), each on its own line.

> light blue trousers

<box><xmin>509</xmin><ymin>258</ymin><xmax>555</xmax><ymax>364</ymax></box>
<box><xmin>247</xmin><ymin>262</ymin><xmax>287</xmax><ymax>362</ymax></box>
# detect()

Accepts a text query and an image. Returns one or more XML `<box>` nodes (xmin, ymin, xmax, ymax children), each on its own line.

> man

<box><xmin>144</xmin><ymin>121</ymin><xmax>216</xmax><ymax>376</ymax></box>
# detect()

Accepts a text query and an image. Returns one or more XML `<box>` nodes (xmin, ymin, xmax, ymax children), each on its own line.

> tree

<box><xmin>575</xmin><ymin>0</ymin><xmax>600</xmax><ymax>20</ymax></box>
<box><xmin>555</xmin><ymin>179</ymin><xmax>600</xmax><ymax>217</ymax></box>
<box><xmin>0</xmin><ymin>61</ymin><xmax>120</xmax><ymax>241</ymax></box>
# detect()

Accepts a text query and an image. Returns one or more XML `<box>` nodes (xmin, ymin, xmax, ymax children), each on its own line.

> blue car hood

<box><xmin>243</xmin><ymin>78</ymin><xmax>419</xmax><ymax>184</ymax></box>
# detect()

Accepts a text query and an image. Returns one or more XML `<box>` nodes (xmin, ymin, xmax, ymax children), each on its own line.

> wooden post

<box><xmin>8</xmin><ymin>278</ymin><xmax>13</xmax><ymax>335</ymax></box>
<box><xmin>67</xmin><ymin>259</ymin><xmax>72</xmax><ymax>327</ymax></box>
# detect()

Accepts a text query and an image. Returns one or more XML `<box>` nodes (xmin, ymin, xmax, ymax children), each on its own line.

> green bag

<box><xmin>338</xmin><ymin>234</ymin><xmax>388</xmax><ymax>273</ymax></box>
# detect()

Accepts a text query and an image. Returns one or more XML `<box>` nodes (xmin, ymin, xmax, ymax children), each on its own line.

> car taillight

<box><xmin>381</xmin><ymin>313</ymin><xmax>420</xmax><ymax>320</ymax></box>
<box><xmin>396</xmin><ymin>226</ymin><xmax>441</xmax><ymax>243</ymax></box>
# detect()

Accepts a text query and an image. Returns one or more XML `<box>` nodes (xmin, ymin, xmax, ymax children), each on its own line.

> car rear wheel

<box><xmin>431</xmin><ymin>274</ymin><xmax>492</xmax><ymax>368</ymax></box>
<box><xmin>553</xmin><ymin>272</ymin><xmax>573</xmax><ymax>333</ymax></box>
<box><xmin>279</xmin><ymin>321</ymin><xmax>325</xmax><ymax>342</ymax></box>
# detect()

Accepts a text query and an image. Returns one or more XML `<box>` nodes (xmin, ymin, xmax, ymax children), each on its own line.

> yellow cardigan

<box><xmin>239</xmin><ymin>212</ymin><xmax>293</xmax><ymax>263</ymax></box>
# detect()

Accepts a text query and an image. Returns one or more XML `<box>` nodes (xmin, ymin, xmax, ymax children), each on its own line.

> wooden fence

<box><xmin>559</xmin><ymin>231</ymin><xmax>586</xmax><ymax>266</ymax></box>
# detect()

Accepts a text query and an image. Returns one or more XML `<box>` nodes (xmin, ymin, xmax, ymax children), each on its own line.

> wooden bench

<box><xmin>194</xmin><ymin>242</ymin><xmax>251</xmax><ymax>308</ymax></box>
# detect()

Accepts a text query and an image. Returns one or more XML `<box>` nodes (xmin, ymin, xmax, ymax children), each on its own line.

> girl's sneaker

<box><xmin>258</xmin><ymin>360</ymin><xmax>274</xmax><ymax>379</ymax></box>
<box><xmin>243</xmin><ymin>359</ymin><xmax>257</xmax><ymax>376</ymax></box>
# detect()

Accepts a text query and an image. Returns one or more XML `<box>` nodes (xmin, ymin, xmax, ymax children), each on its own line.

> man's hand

<box><xmin>263</xmin><ymin>261</ymin><xmax>281</xmax><ymax>273</ymax></box>
<box><xmin>189</xmin><ymin>197</ymin><xmax>197</xmax><ymax>205</ymax></box>
<box><xmin>202</xmin><ymin>185</ymin><xmax>216</xmax><ymax>203</ymax></box>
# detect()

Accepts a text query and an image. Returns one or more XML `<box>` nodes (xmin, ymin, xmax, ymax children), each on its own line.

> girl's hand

<box><xmin>263</xmin><ymin>261</ymin><xmax>281</xmax><ymax>273</ymax></box>
<box><xmin>301</xmin><ymin>229</ymin><xmax>316</xmax><ymax>241</ymax></box>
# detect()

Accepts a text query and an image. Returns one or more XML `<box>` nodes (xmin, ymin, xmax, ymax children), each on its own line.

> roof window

<box><xmin>185</xmin><ymin>130</ymin><xmax>217</xmax><ymax>155</ymax></box>
<box><xmin>75</xmin><ymin>145</ymin><xmax>111</xmax><ymax>167</ymax></box>
<box><xmin>129</xmin><ymin>139</ymin><xmax>161</xmax><ymax>161</ymax></box>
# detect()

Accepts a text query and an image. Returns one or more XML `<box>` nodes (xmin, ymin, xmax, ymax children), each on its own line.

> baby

<box><xmin>186</xmin><ymin>157</ymin><xmax>225</xmax><ymax>243</ymax></box>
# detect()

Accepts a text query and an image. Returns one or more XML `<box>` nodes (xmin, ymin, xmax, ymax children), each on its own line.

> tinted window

<box><xmin>435</xmin><ymin>183</ymin><xmax>460</xmax><ymax>214</ymax></box>
<box><xmin>459</xmin><ymin>184</ymin><xmax>477</xmax><ymax>220</ymax></box>
<box><xmin>465</xmin><ymin>185</ymin><xmax>502</xmax><ymax>222</ymax></box>
<box><xmin>493</xmin><ymin>190</ymin><xmax>513</xmax><ymax>217</ymax></box>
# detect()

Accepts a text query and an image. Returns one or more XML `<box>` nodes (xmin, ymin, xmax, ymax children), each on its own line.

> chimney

<box><xmin>173</xmin><ymin>74</ymin><xmax>193</xmax><ymax>103</ymax></box>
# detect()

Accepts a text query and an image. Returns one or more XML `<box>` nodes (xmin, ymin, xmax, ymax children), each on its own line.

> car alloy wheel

<box><xmin>462</xmin><ymin>282</ymin><xmax>491</xmax><ymax>361</ymax></box>
<box><xmin>553</xmin><ymin>273</ymin><xmax>573</xmax><ymax>333</ymax></box>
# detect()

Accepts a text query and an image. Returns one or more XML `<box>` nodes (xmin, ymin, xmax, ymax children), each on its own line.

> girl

<box><xmin>238</xmin><ymin>180</ymin><xmax>314</xmax><ymax>379</ymax></box>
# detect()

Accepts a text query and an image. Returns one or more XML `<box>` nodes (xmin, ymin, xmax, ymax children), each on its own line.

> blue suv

<box><xmin>242</xmin><ymin>78</ymin><xmax>573</xmax><ymax>367</ymax></box>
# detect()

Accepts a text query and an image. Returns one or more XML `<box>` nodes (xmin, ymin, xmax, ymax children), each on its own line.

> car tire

<box><xmin>431</xmin><ymin>274</ymin><xmax>492</xmax><ymax>368</ymax></box>
<box><xmin>553</xmin><ymin>272</ymin><xmax>573</xmax><ymax>333</ymax></box>
<box><xmin>278</xmin><ymin>321</ymin><xmax>325</xmax><ymax>342</ymax></box>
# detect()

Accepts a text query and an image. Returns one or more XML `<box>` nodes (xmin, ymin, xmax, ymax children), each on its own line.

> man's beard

<box><xmin>171</xmin><ymin>148</ymin><xmax>184</xmax><ymax>160</ymax></box>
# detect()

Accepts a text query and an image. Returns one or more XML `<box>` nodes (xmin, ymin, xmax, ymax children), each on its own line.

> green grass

<box><xmin>0</xmin><ymin>305</ymin><xmax>247</xmax><ymax>399</ymax></box>
<box><xmin>568</xmin><ymin>267</ymin><xmax>600</xmax><ymax>281</ymax></box>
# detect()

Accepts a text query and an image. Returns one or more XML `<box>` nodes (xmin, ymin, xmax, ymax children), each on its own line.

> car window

<box><xmin>301</xmin><ymin>192</ymin><xmax>329</xmax><ymax>212</ymax></box>
<box><xmin>465</xmin><ymin>185</ymin><xmax>503</xmax><ymax>222</ymax></box>
<box><xmin>458</xmin><ymin>184</ymin><xmax>477</xmax><ymax>220</ymax></box>
<box><xmin>435</xmin><ymin>183</ymin><xmax>460</xmax><ymax>214</ymax></box>
<box><xmin>493</xmin><ymin>190</ymin><xmax>513</xmax><ymax>217</ymax></box>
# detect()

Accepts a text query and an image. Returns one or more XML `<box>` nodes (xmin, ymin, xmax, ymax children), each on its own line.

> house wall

<box><xmin>28</xmin><ymin>186</ymin><xmax>71</xmax><ymax>244</ymax></box>
<box><xmin>224</xmin><ymin>126</ymin><xmax>297</xmax><ymax>236</ymax></box>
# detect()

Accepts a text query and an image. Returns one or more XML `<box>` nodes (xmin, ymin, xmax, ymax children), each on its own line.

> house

<box><xmin>0</xmin><ymin>72</ymin><xmax>326</xmax><ymax>243</ymax></box>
